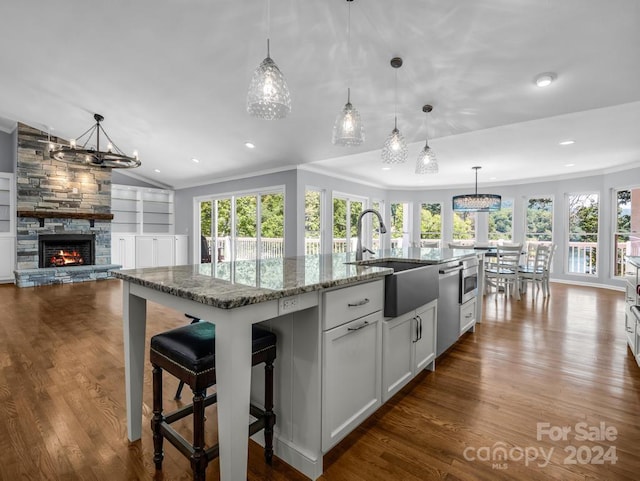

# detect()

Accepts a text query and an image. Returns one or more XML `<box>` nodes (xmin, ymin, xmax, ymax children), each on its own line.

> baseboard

<box><xmin>251</xmin><ymin>432</ymin><xmax>322</xmax><ymax>480</ymax></box>
<box><xmin>549</xmin><ymin>278</ymin><xmax>625</xmax><ymax>292</ymax></box>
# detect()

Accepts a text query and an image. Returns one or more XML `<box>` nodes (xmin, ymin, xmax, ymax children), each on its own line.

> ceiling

<box><xmin>1</xmin><ymin>0</ymin><xmax>639</xmax><ymax>190</ymax></box>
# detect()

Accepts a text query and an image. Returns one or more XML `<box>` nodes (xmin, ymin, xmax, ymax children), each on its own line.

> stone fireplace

<box><xmin>14</xmin><ymin>123</ymin><xmax>119</xmax><ymax>287</ymax></box>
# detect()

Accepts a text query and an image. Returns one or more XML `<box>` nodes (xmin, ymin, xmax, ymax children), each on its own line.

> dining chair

<box><xmin>484</xmin><ymin>244</ymin><xmax>523</xmax><ymax>300</ymax></box>
<box><xmin>518</xmin><ymin>243</ymin><xmax>550</xmax><ymax>296</ymax></box>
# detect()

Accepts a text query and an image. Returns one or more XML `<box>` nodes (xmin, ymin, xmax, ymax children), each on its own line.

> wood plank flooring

<box><xmin>0</xmin><ymin>280</ymin><xmax>638</xmax><ymax>480</ymax></box>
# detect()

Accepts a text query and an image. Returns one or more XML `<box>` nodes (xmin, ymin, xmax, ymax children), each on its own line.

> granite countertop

<box><xmin>112</xmin><ymin>248</ymin><xmax>478</xmax><ymax>310</ymax></box>
<box><xmin>111</xmin><ymin>253</ymin><xmax>392</xmax><ymax>309</ymax></box>
<box><xmin>354</xmin><ymin>247</ymin><xmax>478</xmax><ymax>265</ymax></box>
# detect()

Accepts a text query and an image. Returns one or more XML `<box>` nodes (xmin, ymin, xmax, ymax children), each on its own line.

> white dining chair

<box><xmin>484</xmin><ymin>244</ymin><xmax>523</xmax><ymax>300</ymax></box>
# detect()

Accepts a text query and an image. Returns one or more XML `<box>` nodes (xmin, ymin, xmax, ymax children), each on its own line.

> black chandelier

<box><xmin>49</xmin><ymin>113</ymin><xmax>141</xmax><ymax>169</ymax></box>
<box><xmin>452</xmin><ymin>166</ymin><xmax>501</xmax><ymax>212</ymax></box>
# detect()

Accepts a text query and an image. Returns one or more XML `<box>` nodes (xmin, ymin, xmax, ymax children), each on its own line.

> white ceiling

<box><xmin>1</xmin><ymin>0</ymin><xmax>639</xmax><ymax>190</ymax></box>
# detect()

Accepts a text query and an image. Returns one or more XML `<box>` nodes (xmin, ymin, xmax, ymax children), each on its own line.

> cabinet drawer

<box><xmin>460</xmin><ymin>298</ymin><xmax>477</xmax><ymax>335</ymax></box>
<box><xmin>323</xmin><ymin>280</ymin><xmax>383</xmax><ymax>330</ymax></box>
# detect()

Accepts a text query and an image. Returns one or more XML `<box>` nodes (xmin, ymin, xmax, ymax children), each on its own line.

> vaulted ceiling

<box><xmin>1</xmin><ymin>0</ymin><xmax>639</xmax><ymax>190</ymax></box>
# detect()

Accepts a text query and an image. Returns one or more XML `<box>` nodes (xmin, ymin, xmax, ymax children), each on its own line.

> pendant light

<box><xmin>381</xmin><ymin>57</ymin><xmax>408</xmax><ymax>164</ymax></box>
<box><xmin>332</xmin><ymin>0</ymin><xmax>364</xmax><ymax>146</ymax></box>
<box><xmin>452</xmin><ymin>166</ymin><xmax>501</xmax><ymax>212</ymax></box>
<box><xmin>415</xmin><ymin>104</ymin><xmax>438</xmax><ymax>174</ymax></box>
<box><xmin>247</xmin><ymin>0</ymin><xmax>291</xmax><ymax>120</ymax></box>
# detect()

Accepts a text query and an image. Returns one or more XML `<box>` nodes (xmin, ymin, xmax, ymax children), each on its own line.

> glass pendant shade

<box><xmin>452</xmin><ymin>166</ymin><xmax>501</xmax><ymax>212</ymax></box>
<box><xmin>332</xmin><ymin>90</ymin><xmax>365</xmax><ymax>146</ymax></box>
<box><xmin>381</xmin><ymin>123</ymin><xmax>408</xmax><ymax>164</ymax></box>
<box><xmin>415</xmin><ymin>143</ymin><xmax>438</xmax><ymax>174</ymax></box>
<box><xmin>247</xmin><ymin>42</ymin><xmax>291</xmax><ymax>120</ymax></box>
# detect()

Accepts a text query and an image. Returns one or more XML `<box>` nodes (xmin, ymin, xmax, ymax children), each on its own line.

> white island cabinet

<box><xmin>321</xmin><ymin>280</ymin><xmax>383</xmax><ymax>451</ymax></box>
<box><xmin>382</xmin><ymin>300</ymin><xmax>437</xmax><ymax>402</ymax></box>
<box><xmin>624</xmin><ymin>257</ymin><xmax>640</xmax><ymax>367</ymax></box>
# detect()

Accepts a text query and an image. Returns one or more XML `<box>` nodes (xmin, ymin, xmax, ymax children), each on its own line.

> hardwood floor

<box><xmin>0</xmin><ymin>280</ymin><xmax>638</xmax><ymax>480</ymax></box>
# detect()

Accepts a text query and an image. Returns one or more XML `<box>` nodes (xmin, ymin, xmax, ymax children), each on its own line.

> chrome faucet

<box><xmin>355</xmin><ymin>209</ymin><xmax>387</xmax><ymax>261</ymax></box>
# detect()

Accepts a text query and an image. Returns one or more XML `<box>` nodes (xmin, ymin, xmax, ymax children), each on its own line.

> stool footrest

<box><xmin>164</xmin><ymin>393</ymin><xmax>217</xmax><ymax>424</ymax></box>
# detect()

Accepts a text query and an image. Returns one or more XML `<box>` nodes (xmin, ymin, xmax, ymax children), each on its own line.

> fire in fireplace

<box><xmin>38</xmin><ymin>234</ymin><xmax>96</xmax><ymax>268</ymax></box>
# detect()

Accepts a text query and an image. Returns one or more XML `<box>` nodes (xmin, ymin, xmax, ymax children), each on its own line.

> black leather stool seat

<box><xmin>150</xmin><ymin>320</ymin><xmax>277</xmax><ymax>481</ymax></box>
<box><xmin>151</xmin><ymin>322</ymin><xmax>277</xmax><ymax>373</ymax></box>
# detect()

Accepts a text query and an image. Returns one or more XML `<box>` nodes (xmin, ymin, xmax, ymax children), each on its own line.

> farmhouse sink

<box><xmin>349</xmin><ymin>259</ymin><xmax>439</xmax><ymax>317</ymax></box>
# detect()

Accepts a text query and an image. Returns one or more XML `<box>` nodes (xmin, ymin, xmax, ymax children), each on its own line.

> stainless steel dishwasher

<box><xmin>437</xmin><ymin>260</ymin><xmax>463</xmax><ymax>356</ymax></box>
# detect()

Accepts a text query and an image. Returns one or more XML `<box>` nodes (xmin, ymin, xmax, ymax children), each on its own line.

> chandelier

<box><xmin>332</xmin><ymin>0</ymin><xmax>364</xmax><ymax>146</ymax></box>
<box><xmin>247</xmin><ymin>0</ymin><xmax>291</xmax><ymax>120</ymax></box>
<box><xmin>452</xmin><ymin>166</ymin><xmax>501</xmax><ymax>212</ymax></box>
<box><xmin>415</xmin><ymin>104</ymin><xmax>438</xmax><ymax>174</ymax></box>
<box><xmin>381</xmin><ymin>57</ymin><xmax>408</xmax><ymax>164</ymax></box>
<box><xmin>49</xmin><ymin>114</ymin><xmax>141</xmax><ymax>168</ymax></box>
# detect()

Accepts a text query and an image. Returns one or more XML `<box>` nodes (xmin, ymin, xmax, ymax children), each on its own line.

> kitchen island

<box><xmin>112</xmin><ymin>248</ymin><xmax>478</xmax><ymax>480</ymax></box>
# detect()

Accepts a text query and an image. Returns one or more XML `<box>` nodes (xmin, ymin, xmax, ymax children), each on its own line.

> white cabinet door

<box><xmin>414</xmin><ymin>301</ymin><xmax>437</xmax><ymax>373</ymax></box>
<box><xmin>382</xmin><ymin>311</ymin><xmax>415</xmax><ymax>402</ymax></box>
<box><xmin>135</xmin><ymin>236</ymin><xmax>155</xmax><ymax>268</ymax></box>
<box><xmin>155</xmin><ymin>236</ymin><xmax>175</xmax><ymax>267</ymax></box>
<box><xmin>322</xmin><ymin>311</ymin><xmax>382</xmax><ymax>451</ymax></box>
<box><xmin>0</xmin><ymin>236</ymin><xmax>15</xmax><ymax>282</ymax></box>
<box><xmin>111</xmin><ymin>235</ymin><xmax>136</xmax><ymax>269</ymax></box>
<box><xmin>174</xmin><ymin>235</ymin><xmax>188</xmax><ymax>265</ymax></box>
<box><xmin>135</xmin><ymin>236</ymin><xmax>175</xmax><ymax>268</ymax></box>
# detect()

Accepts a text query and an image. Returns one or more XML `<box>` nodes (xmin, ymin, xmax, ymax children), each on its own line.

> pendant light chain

<box><xmin>394</xmin><ymin>68</ymin><xmax>398</xmax><ymax>129</ymax></box>
<box><xmin>331</xmin><ymin>0</ymin><xmax>364</xmax><ymax>146</ymax></box>
<box><xmin>266</xmin><ymin>0</ymin><xmax>271</xmax><ymax>56</ymax></box>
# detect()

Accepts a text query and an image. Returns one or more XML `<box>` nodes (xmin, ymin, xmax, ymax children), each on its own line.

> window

<box><xmin>371</xmin><ymin>200</ymin><xmax>384</xmax><ymax>250</ymax></box>
<box><xmin>452</xmin><ymin>211</ymin><xmax>476</xmax><ymax>243</ymax></box>
<box><xmin>198</xmin><ymin>187</ymin><xmax>285</xmax><ymax>267</ymax></box>
<box><xmin>488</xmin><ymin>199</ymin><xmax>513</xmax><ymax>244</ymax></box>
<box><xmin>390</xmin><ymin>202</ymin><xmax>411</xmax><ymax>248</ymax></box>
<box><xmin>332</xmin><ymin>194</ymin><xmax>365</xmax><ymax>253</ymax></box>
<box><xmin>525</xmin><ymin>197</ymin><xmax>553</xmax><ymax>243</ymax></box>
<box><xmin>614</xmin><ymin>188</ymin><xmax>640</xmax><ymax>277</ymax></box>
<box><xmin>567</xmin><ymin>193</ymin><xmax>599</xmax><ymax>275</ymax></box>
<box><xmin>305</xmin><ymin>189</ymin><xmax>322</xmax><ymax>255</ymax></box>
<box><xmin>420</xmin><ymin>203</ymin><xmax>442</xmax><ymax>247</ymax></box>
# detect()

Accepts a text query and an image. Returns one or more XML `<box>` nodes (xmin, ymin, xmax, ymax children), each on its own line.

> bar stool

<box><xmin>150</xmin><ymin>321</ymin><xmax>276</xmax><ymax>481</ymax></box>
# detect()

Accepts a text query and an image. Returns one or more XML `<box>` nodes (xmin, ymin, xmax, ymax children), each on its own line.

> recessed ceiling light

<box><xmin>244</xmin><ymin>141</ymin><xmax>256</xmax><ymax>149</ymax></box>
<box><xmin>559</xmin><ymin>140</ymin><xmax>575</xmax><ymax>146</ymax></box>
<box><xmin>192</xmin><ymin>158</ymin><xmax>199</xmax><ymax>163</ymax></box>
<box><xmin>535</xmin><ymin>72</ymin><xmax>556</xmax><ymax>87</ymax></box>
<box><xmin>565</xmin><ymin>163</ymin><xmax>575</xmax><ymax>167</ymax></box>
<box><xmin>382</xmin><ymin>166</ymin><xmax>391</xmax><ymax>171</ymax></box>
<box><xmin>154</xmin><ymin>169</ymin><xmax>161</xmax><ymax>173</ymax></box>
<box><xmin>490</xmin><ymin>177</ymin><xmax>497</xmax><ymax>180</ymax></box>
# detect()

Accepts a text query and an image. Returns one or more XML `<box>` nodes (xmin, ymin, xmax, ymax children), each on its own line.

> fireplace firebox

<box><xmin>38</xmin><ymin>234</ymin><xmax>96</xmax><ymax>268</ymax></box>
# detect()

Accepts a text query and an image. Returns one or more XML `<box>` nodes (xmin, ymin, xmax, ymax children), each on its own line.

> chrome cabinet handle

<box><xmin>412</xmin><ymin>317</ymin><xmax>419</xmax><ymax>343</ymax></box>
<box><xmin>465</xmin><ymin>313</ymin><xmax>474</xmax><ymax>319</ymax></box>
<box><xmin>348</xmin><ymin>298</ymin><xmax>370</xmax><ymax>307</ymax></box>
<box><xmin>626</xmin><ymin>327</ymin><xmax>634</xmax><ymax>333</ymax></box>
<box><xmin>417</xmin><ymin>315</ymin><xmax>423</xmax><ymax>341</ymax></box>
<box><xmin>347</xmin><ymin>321</ymin><xmax>369</xmax><ymax>332</ymax></box>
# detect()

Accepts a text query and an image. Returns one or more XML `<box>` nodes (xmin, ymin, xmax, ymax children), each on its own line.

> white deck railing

<box><xmin>203</xmin><ymin>237</ymin><xmax>630</xmax><ymax>277</ymax></box>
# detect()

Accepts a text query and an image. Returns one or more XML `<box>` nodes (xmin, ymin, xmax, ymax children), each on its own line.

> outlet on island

<box><xmin>279</xmin><ymin>295</ymin><xmax>300</xmax><ymax>314</ymax></box>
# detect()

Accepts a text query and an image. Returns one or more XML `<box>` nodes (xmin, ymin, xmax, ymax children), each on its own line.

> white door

<box><xmin>135</xmin><ymin>236</ymin><xmax>155</xmax><ymax>268</ymax></box>
<box><xmin>414</xmin><ymin>301</ymin><xmax>437</xmax><ymax>373</ymax></box>
<box><xmin>155</xmin><ymin>236</ymin><xmax>175</xmax><ymax>267</ymax></box>
<box><xmin>382</xmin><ymin>311</ymin><xmax>414</xmax><ymax>402</ymax></box>
<box><xmin>174</xmin><ymin>235</ymin><xmax>188</xmax><ymax>265</ymax></box>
